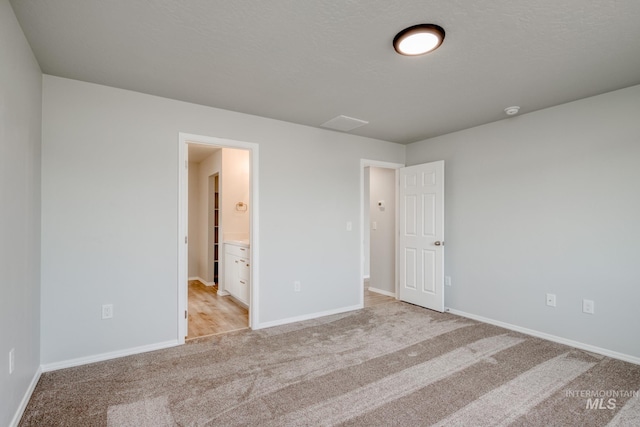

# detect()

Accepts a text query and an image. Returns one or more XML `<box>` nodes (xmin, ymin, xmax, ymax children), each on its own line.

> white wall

<box><xmin>187</xmin><ymin>161</ymin><xmax>200</xmax><ymax>277</ymax></box>
<box><xmin>221</xmin><ymin>148</ymin><xmax>250</xmax><ymax>240</ymax></box>
<box><xmin>368</xmin><ymin>167</ymin><xmax>396</xmax><ymax>294</ymax></box>
<box><xmin>406</xmin><ymin>84</ymin><xmax>640</xmax><ymax>359</ymax></box>
<box><xmin>40</xmin><ymin>75</ymin><xmax>405</xmax><ymax>364</ymax></box>
<box><xmin>0</xmin><ymin>1</ymin><xmax>42</xmax><ymax>425</ymax></box>
<box><xmin>195</xmin><ymin>150</ymin><xmax>221</xmax><ymax>282</ymax></box>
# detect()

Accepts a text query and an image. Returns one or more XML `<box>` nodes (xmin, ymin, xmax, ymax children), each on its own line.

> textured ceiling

<box><xmin>10</xmin><ymin>0</ymin><xmax>640</xmax><ymax>144</ymax></box>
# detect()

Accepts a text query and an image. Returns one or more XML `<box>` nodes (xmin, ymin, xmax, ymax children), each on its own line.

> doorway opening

<box><xmin>178</xmin><ymin>133</ymin><xmax>260</xmax><ymax>343</ymax></box>
<box><xmin>360</xmin><ymin>160</ymin><xmax>404</xmax><ymax>308</ymax></box>
<box><xmin>360</xmin><ymin>159</ymin><xmax>446</xmax><ymax>313</ymax></box>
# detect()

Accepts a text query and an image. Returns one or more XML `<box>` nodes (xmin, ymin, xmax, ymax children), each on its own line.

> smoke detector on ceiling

<box><xmin>320</xmin><ymin>115</ymin><xmax>369</xmax><ymax>132</ymax></box>
<box><xmin>504</xmin><ymin>106</ymin><xmax>520</xmax><ymax>116</ymax></box>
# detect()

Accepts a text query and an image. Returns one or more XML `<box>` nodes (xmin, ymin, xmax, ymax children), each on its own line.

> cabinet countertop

<box><xmin>224</xmin><ymin>239</ymin><xmax>250</xmax><ymax>248</ymax></box>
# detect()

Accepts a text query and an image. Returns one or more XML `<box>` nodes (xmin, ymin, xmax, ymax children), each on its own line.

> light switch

<box><xmin>372</xmin><ymin>221</ymin><xmax>377</xmax><ymax>230</ymax></box>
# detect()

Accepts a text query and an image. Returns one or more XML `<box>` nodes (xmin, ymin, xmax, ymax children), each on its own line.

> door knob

<box><xmin>434</xmin><ymin>241</ymin><xmax>443</xmax><ymax>246</ymax></box>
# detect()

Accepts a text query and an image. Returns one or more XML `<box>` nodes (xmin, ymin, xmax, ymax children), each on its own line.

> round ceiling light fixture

<box><xmin>393</xmin><ymin>24</ymin><xmax>445</xmax><ymax>56</ymax></box>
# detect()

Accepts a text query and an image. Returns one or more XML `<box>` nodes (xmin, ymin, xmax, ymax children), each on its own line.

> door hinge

<box><xmin>185</xmin><ymin>310</ymin><xmax>187</xmax><ymax>319</ymax></box>
<box><xmin>185</xmin><ymin>160</ymin><xmax>188</xmax><ymax>169</ymax></box>
<box><xmin>185</xmin><ymin>236</ymin><xmax>188</xmax><ymax>244</ymax></box>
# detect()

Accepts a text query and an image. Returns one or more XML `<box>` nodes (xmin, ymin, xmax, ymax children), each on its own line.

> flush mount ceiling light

<box><xmin>393</xmin><ymin>24</ymin><xmax>445</xmax><ymax>56</ymax></box>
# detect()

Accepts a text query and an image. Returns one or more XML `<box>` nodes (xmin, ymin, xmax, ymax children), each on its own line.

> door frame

<box><xmin>178</xmin><ymin>132</ymin><xmax>260</xmax><ymax>343</ymax></box>
<box><xmin>359</xmin><ymin>159</ymin><xmax>404</xmax><ymax>307</ymax></box>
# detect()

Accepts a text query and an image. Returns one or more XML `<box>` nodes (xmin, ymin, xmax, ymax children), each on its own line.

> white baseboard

<box><xmin>189</xmin><ymin>277</ymin><xmax>215</xmax><ymax>286</ymax></box>
<box><xmin>367</xmin><ymin>287</ymin><xmax>396</xmax><ymax>298</ymax></box>
<box><xmin>217</xmin><ymin>289</ymin><xmax>230</xmax><ymax>296</ymax></box>
<box><xmin>40</xmin><ymin>340</ymin><xmax>180</xmax><ymax>372</ymax></box>
<box><xmin>10</xmin><ymin>366</ymin><xmax>42</xmax><ymax>427</ymax></box>
<box><xmin>255</xmin><ymin>304</ymin><xmax>362</xmax><ymax>330</ymax></box>
<box><xmin>446</xmin><ymin>308</ymin><xmax>640</xmax><ymax>366</ymax></box>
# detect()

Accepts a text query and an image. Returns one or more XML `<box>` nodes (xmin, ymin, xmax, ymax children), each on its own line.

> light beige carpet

<box><xmin>20</xmin><ymin>302</ymin><xmax>640</xmax><ymax>426</ymax></box>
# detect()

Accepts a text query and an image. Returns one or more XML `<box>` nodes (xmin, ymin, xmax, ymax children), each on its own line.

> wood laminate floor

<box><xmin>187</xmin><ymin>280</ymin><xmax>248</xmax><ymax>340</ymax></box>
<box><xmin>364</xmin><ymin>288</ymin><xmax>396</xmax><ymax>307</ymax></box>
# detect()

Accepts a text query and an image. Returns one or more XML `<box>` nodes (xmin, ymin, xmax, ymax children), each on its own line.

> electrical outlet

<box><xmin>546</xmin><ymin>293</ymin><xmax>556</xmax><ymax>307</ymax></box>
<box><xmin>9</xmin><ymin>348</ymin><xmax>14</xmax><ymax>374</ymax></box>
<box><xmin>294</xmin><ymin>281</ymin><xmax>301</xmax><ymax>292</ymax></box>
<box><xmin>102</xmin><ymin>304</ymin><xmax>114</xmax><ymax>319</ymax></box>
<box><xmin>583</xmin><ymin>299</ymin><xmax>595</xmax><ymax>314</ymax></box>
<box><xmin>445</xmin><ymin>276</ymin><xmax>451</xmax><ymax>287</ymax></box>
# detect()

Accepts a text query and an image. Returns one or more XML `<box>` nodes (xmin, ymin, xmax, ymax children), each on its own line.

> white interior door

<box><xmin>399</xmin><ymin>160</ymin><xmax>444</xmax><ymax>312</ymax></box>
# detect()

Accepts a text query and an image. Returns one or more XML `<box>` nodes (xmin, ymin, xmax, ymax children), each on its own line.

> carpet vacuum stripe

<box><xmin>508</xmin><ymin>357</ymin><xmax>640</xmax><ymax>426</ymax></box>
<box><xmin>261</xmin><ymin>334</ymin><xmax>525</xmax><ymax>426</ymax></box>
<box><xmin>340</xmin><ymin>334</ymin><xmax>576</xmax><ymax>426</ymax></box>
<box><xmin>607</xmin><ymin>388</ymin><xmax>640</xmax><ymax>426</ymax></box>
<box><xmin>433</xmin><ymin>353</ymin><xmax>595</xmax><ymax>426</ymax></box>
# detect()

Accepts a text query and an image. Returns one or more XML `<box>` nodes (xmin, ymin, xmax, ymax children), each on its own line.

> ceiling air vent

<box><xmin>320</xmin><ymin>115</ymin><xmax>369</xmax><ymax>132</ymax></box>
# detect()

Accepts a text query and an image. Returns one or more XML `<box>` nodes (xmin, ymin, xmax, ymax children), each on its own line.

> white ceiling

<box><xmin>188</xmin><ymin>144</ymin><xmax>220</xmax><ymax>164</ymax></box>
<box><xmin>11</xmin><ymin>0</ymin><xmax>640</xmax><ymax>144</ymax></box>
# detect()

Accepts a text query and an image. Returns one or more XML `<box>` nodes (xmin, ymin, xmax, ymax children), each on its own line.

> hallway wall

<box><xmin>368</xmin><ymin>167</ymin><xmax>396</xmax><ymax>295</ymax></box>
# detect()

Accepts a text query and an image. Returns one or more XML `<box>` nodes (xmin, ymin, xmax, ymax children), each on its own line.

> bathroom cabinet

<box><xmin>224</xmin><ymin>242</ymin><xmax>249</xmax><ymax>305</ymax></box>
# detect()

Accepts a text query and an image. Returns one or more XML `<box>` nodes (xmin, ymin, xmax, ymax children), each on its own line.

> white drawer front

<box><xmin>239</xmin><ymin>261</ymin><xmax>250</xmax><ymax>281</ymax></box>
<box><xmin>238</xmin><ymin>277</ymin><xmax>249</xmax><ymax>304</ymax></box>
<box><xmin>225</xmin><ymin>243</ymin><xmax>249</xmax><ymax>258</ymax></box>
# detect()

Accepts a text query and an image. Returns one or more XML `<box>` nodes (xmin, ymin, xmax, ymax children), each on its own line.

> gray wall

<box><xmin>368</xmin><ymin>167</ymin><xmax>396</xmax><ymax>294</ymax></box>
<box><xmin>407</xmin><ymin>84</ymin><xmax>640</xmax><ymax>358</ymax></box>
<box><xmin>40</xmin><ymin>75</ymin><xmax>405</xmax><ymax>364</ymax></box>
<box><xmin>0</xmin><ymin>1</ymin><xmax>42</xmax><ymax>425</ymax></box>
